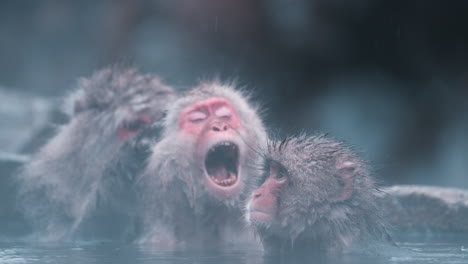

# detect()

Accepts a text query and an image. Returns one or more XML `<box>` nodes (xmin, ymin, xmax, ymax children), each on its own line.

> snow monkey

<box><xmin>17</xmin><ymin>67</ymin><xmax>176</xmax><ymax>241</ymax></box>
<box><xmin>246</xmin><ymin>135</ymin><xmax>393</xmax><ymax>255</ymax></box>
<box><xmin>138</xmin><ymin>81</ymin><xmax>268</xmax><ymax>248</ymax></box>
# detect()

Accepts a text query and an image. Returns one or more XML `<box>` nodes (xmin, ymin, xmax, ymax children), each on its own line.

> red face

<box><xmin>179</xmin><ymin>97</ymin><xmax>241</xmax><ymax>135</ymax></box>
<box><xmin>117</xmin><ymin>114</ymin><xmax>153</xmax><ymax>141</ymax></box>
<box><xmin>74</xmin><ymin>97</ymin><xmax>155</xmax><ymax>142</ymax></box>
<box><xmin>178</xmin><ymin>97</ymin><xmax>244</xmax><ymax>200</ymax></box>
<box><xmin>248</xmin><ymin>162</ymin><xmax>287</xmax><ymax>223</ymax></box>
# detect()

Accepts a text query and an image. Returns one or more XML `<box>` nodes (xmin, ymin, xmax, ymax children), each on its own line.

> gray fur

<box><xmin>248</xmin><ymin>134</ymin><xmax>392</xmax><ymax>254</ymax></box>
<box><xmin>16</xmin><ymin>67</ymin><xmax>176</xmax><ymax>241</ymax></box>
<box><xmin>137</xmin><ymin>81</ymin><xmax>267</xmax><ymax>247</ymax></box>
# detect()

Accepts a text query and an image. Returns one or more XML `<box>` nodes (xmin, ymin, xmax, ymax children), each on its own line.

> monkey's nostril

<box><xmin>254</xmin><ymin>192</ymin><xmax>262</xmax><ymax>199</ymax></box>
<box><xmin>211</xmin><ymin>123</ymin><xmax>228</xmax><ymax>132</ymax></box>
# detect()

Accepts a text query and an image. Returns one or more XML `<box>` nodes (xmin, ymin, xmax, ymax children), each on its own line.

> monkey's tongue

<box><xmin>209</xmin><ymin>165</ymin><xmax>237</xmax><ymax>186</ymax></box>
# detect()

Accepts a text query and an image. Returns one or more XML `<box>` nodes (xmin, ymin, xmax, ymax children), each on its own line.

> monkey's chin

<box><xmin>204</xmin><ymin>173</ymin><xmax>242</xmax><ymax>200</ymax></box>
<box><xmin>248</xmin><ymin>209</ymin><xmax>273</xmax><ymax>224</ymax></box>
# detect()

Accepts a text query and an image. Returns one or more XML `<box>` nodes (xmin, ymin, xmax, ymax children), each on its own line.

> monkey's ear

<box><xmin>336</xmin><ymin>161</ymin><xmax>355</xmax><ymax>201</ymax></box>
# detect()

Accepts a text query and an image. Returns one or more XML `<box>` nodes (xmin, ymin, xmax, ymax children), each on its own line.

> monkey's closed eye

<box><xmin>219</xmin><ymin>115</ymin><xmax>231</xmax><ymax>120</ymax></box>
<box><xmin>188</xmin><ymin>111</ymin><xmax>207</xmax><ymax>123</ymax></box>
<box><xmin>125</xmin><ymin>119</ymin><xmax>147</xmax><ymax>131</ymax></box>
<box><xmin>214</xmin><ymin>105</ymin><xmax>231</xmax><ymax>118</ymax></box>
<box><xmin>191</xmin><ymin>118</ymin><xmax>205</xmax><ymax>123</ymax></box>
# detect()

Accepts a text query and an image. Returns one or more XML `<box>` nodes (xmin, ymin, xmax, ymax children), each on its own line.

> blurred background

<box><xmin>0</xmin><ymin>0</ymin><xmax>467</xmax><ymax>188</ymax></box>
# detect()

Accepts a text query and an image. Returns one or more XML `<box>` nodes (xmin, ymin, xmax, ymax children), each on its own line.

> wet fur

<box><xmin>249</xmin><ymin>134</ymin><xmax>392</xmax><ymax>254</ymax></box>
<box><xmin>137</xmin><ymin>81</ymin><xmax>268</xmax><ymax>247</ymax></box>
<box><xmin>16</xmin><ymin>67</ymin><xmax>175</xmax><ymax>241</ymax></box>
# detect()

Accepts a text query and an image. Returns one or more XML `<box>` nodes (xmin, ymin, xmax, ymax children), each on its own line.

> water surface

<box><xmin>0</xmin><ymin>233</ymin><xmax>466</xmax><ymax>264</ymax></box>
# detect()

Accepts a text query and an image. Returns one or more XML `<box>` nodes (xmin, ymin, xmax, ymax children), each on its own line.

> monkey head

<box><xmin>69</xmin><ymin>67</ymin><xmax>176</xmax><ymax>142</ymax></box>
<box><xmin>246</xmin><ymin>135</ymin><xmax>388</xmax><ymax>252</ymax></box>
<box><xmin>17</xmin><ymin>67</ymin><xmax>176</xmax><ymax>241</ymax></box>
<box><xmin>144</xmin><ymin>81</ymin><xmax>267</xmax><ymax>206</ymax></box>
<box><xmin>179</xmin><ymin>96</ymin><xmax>246</xmax><ymax>199</ymax></box>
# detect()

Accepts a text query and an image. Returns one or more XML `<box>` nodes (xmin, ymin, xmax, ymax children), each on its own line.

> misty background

<box><xmin>0</xmin><ymin>0</ymin><xmax>467</xmax><ymax>188</ymax></box>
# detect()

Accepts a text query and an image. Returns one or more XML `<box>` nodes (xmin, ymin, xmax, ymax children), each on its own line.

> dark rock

<box><xmin>380</xmin><ymin>185</ymin><xmax>468</xmax><ymax>232</ymax></box>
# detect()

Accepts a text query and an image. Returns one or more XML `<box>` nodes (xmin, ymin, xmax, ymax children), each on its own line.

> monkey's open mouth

<box><xmin>205</xmin><ymin>141</ymin><xmax>239</xmax><ymax>187</ymax></box>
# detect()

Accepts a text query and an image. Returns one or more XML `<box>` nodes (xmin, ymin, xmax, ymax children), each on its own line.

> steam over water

<box><xmin>1</xmin><ymin>1</ymin><xmax>468</xmax><ymax>263</ymax></box>
<box><xmin>0</xmin><ymin>234</ymin><xmax>466</xmax><ymax>264</ymax></box>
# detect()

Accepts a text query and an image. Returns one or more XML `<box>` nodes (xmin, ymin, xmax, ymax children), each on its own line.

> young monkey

<box><xmin>246</xmin><ymin>134</ymin><xmax>393</xmax><ymax>255</ymax></box>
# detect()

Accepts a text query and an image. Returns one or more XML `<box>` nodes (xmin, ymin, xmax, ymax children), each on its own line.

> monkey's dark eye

<box><xmin>273</xmin><ymin>169</ymin><xmax>287</xmax><ymax>181</ymax></box>
<box><xmin>270</xmin><ymin>160</ymin><xmax>287</xmax><ymax>182</ymax></box>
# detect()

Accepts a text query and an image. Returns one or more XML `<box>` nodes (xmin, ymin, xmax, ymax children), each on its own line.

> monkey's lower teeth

<box><xmin>210</xmin><ymin>174</ymin><xmax>237</xmax><ymax>186</ymax></box>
